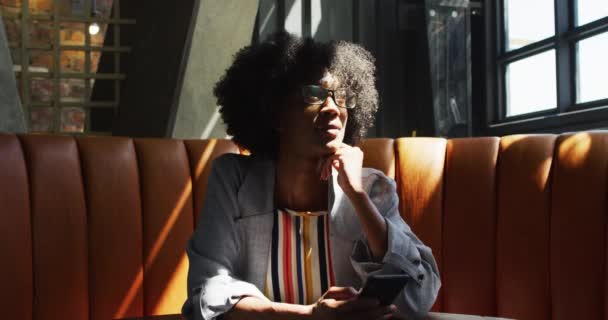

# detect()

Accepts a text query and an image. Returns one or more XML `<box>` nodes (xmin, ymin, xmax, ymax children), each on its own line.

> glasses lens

<box><xmin>334</xmin><ymin>88</ymin><xmax>356</xmax><ymax>109</ymax></box>
<box><xmin>302</xmin><ymin>85</ymin><xmax>325</xmax><ymax>104</ymax></box>
<box><xmin>334</xmin><ymin>89</ymin><xmax>347</xmax><ymax>107</ymax></box>
<box><xmin>302</xmin><ymin>85</ymin><xmax>356</xmax><ymax>108</ymax></box>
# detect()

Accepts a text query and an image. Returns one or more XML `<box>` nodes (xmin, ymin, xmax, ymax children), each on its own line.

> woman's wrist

<box><xmin>346</xmin><ymin>188</ymin><xmax>389</xmax><ymax>261</ymax></box>
<box><xmin>266</xmin><ymin>301</ymin><xmax>314</xmax><ymax>320</ymax></box>
<box><xmin>345</xmin><ymin>187</ymin><xmax>368</xmax><ymax>202</ymax></box>
<box><xmin>226</xmin><ymin>297</ymin><xmax>312</xmax><ymax>320</ymax></box>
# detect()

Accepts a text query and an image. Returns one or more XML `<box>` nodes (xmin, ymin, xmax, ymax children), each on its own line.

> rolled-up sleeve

<box><xmin>182</xmin><ymin>155</ymin><xmax>268</xmax><ymax>320</ymax></box>
<box><xmin>350</xmin><ymin>173</ymin><xmax>441</xmax><ymax>320</ymax></box>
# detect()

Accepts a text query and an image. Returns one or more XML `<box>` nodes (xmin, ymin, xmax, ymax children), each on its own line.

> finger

<box><xmin>318</xmin><ymin>156</ymin><xmax>331</xmax><ymax>180</ymax></box>
<box><xmin>332</xmin><ymin>158</ymin><xmax>346</xmax><ymax>175</ymax></box>
<box><xmin>374</xmin><ymin>305</ymin><xmax>402</xmax><ymax>320</ymax></box>
<box><xmin>326</xmin><ymin>157</ymin><xmax>335</xmax><ymax>180</ymax></box>
<box><xmin>330</xmin><ymin>148</ymin><xmax>359</xmax><ymax>164</ymax></box>
<box><xmin>325</xmin><ymin>154</ymin><xmax>342</xmax><ymax>178</ymax></box>
<box><xmin>323</xmin><ymin>287</ymin><xmax>358</xmax><ymax>299</ymax></box>
<box><xmin>324</xmin><ymin>286</ymin><xmax>357</xmax><ymax>296</ymax></box>
<box><xmin>333</xmin><ymin>144</ymin><xmax>356</xmax><ymax>156</ymax></box>
<box><xmin>331</xmin><ymin>159</ymin><xmax>341</xmax><ymax>171</ymax></box>
<box><xmin>316</xmin><ymin>157</ymin><xmax>325</xmax><ymax>176</ymax></box>
<box><xmin>387</xmin><ymin>305</ymin><xmax>407</xmax><ymax>320</ymax></box>
<box><xmin>323</xmin><ymin>286</ymin><xmax>358</xmax><ymax>300</ymax></box>
<box><xmin>323</xmin><ymin>157</ymin><xmax>333</xmax><ymax>180</ymax></box>
<box><xmin>332</xmin><ymin>147</ymin><xmax>346</xmax><ymax>156</ymax></box>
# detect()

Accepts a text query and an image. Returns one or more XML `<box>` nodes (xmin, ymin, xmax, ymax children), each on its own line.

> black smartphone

<box><xmin>359</xmin><ymin>274</ymin><xmax>410</xmax><ymax>306</ymax></box>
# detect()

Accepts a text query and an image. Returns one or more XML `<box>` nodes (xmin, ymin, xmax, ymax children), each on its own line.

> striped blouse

<box><xmin>264</xmin><ymin>208</ymin><xmax>335</xmax><ymax>304</ymax></box>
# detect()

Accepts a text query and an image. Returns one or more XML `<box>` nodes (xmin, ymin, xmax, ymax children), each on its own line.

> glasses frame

<box><xmin>300</xmin><ymin>85</ymin><xmax>357</xmax><ymax>109</ymax></box>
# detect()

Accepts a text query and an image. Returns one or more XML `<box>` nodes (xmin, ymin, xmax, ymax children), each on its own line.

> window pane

<box><xmin>3</xmin><ymin>17</ymin><xmax>20</xmax><ymax>45</ymax></box>
<box><xmin>60</xmin><ymin>23</ymin><xmax>85</xmax><ymax>45</ymax></box>
<box><xmin>30</xmin><ymin>107</ymin><xmax>55</xmax><ymax>132</ymax></box>
<box><xmin>29</xmin><ymin>20</ymin><xmax>54</xmax><ymax>49</ymax></box>
<box><xmin>29</xmin><ymin>49</ymin><xmax>53</xmax><ymax>72</ymax></box>
<box><xmin>505</xmin><ymin>0</ymin><xmax>555</xmax><ymax>50</ymax></box>
<box><xmin>60</xmin><ymin>50</ymin><xmax>85</xmax><ymax>72</ymax></box>
<box><xmin>59</xmin><ymin>0</ymin><xmax>85</xmax><ymax>16</ymax></box>
<box><xmin>28</xmin><ymin>0</ymin><xmax>52</xmax><ymax>14</ymax></box>
<box><xmin>10</xmin><ymin>48</ymin><xmax>21</xmax><ymax>66</ymax></box>
<box><xmin>96</xmin><ymin>0</ymin><xmax>114</xmax><ymax>17</ymax></box>
<box><xmin>91</xmin><ymin>24</ymin><xmax>109</xmax><ymax>47</ymax></box>
<box><xmin>506</xmin><ymin>50</ymin><xmax>557</xmax><ymax>116</ymax></box>
<box><xmin>60</xmin><ymin>107</ymin><xmax>86</xmax><ymax>133</ymax></box>
<box><xmin>577</xmin><ymin>0</ymin><xmax>608</xmax><ymax>26</ymax></box>
<box><xmin>60</xmin><ymin>79</ymin><xmax>86</xmax><ymax>102</ymax></box>
<box><xmin>577</xmin><ymin>32</ymin><xmax>608</xmax><ymax>103</ymax></box>
<box><xmin>30</xmin><ymin>78</ymin><xmax>53</xmax><ymax>102</ymax></box>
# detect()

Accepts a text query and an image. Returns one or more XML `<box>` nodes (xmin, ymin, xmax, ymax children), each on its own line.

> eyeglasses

<box><xmin>301</xmin><ymin>85</ymin><xmax>357</xmax><ymax>109</ymax></box>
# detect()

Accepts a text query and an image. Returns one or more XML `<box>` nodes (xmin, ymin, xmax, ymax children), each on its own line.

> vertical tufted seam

<box><xmin>11</xmin><ymin>134</ymin><xmax>34</xmax><ymax>320</ymax></box>
<box><xmin>18</xmin><ymin>134</ymin><xmax>37</xmax><ymax>320</ymax></box>
<box><xmin>133</xmin><ymin>138</ymin><xmax>148</xmax><ymax>316</ymax></box>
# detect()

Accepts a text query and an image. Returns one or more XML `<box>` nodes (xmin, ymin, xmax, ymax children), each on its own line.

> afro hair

<box><xmin>214</xmin><ymin>31</ymin><xmax>379</xmax><ymax>156</ymax></box>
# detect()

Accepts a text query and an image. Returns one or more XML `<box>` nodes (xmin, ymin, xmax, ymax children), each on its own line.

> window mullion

<box><xmin>495</xmin><ymin>0</ymin><xmax>505</xmax><ymax>121</ymax></box>
<box><xmin>52</xmin><ymin>0</ymin><xmax>60</xmax><ymax>132</ymax></box>
<box><xmin>20</xmin><ymin>0</ymin><xmax>30</xmax><ymax>121</ymax></box>
<box><xmin>555</xmin><ymin>0</ymin><xmax>573</xmax><ymax>113</ymax></box>
<box><xmin>84</xmin><ymin>0</ymin><xmax>92</xmax><ymax>132</ymax></box>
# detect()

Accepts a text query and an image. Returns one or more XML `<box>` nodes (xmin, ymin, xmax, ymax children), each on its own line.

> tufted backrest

<box><xmin>0</xmin><ymin>132</ymin><xmax>606</xmax><ymax>320</ymax></box>
<box><xmin>390</xmin><ymin>132</ymin><xmax>608</xmax><ymax>320</ymax></box>
<box><xmin>0</xmin><ymin>134</ymin><xmax>239</xmax><ymax>320</ymax></box>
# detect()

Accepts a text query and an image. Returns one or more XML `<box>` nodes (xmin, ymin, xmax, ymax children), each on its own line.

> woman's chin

<box><xmin>319</xmin><ymin>139</ymin><xmax>342</xmax><ymax>154</ymax></box>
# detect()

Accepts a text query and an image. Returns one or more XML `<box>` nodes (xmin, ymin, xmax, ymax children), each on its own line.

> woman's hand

<box><xmin>319</xmin><ymin>143</ymin><xmax>389</xmax><ymax>261</ymax></box>
<box><xmin>375</xmin><ymin>304</ymin><xmax>408</xmax><ymax>320</ymax></box>
<box><xmin>319</xmin><ymin>143</ymin><xmax>364</xmax><ymax>197</ymax></box>
<box><xmin>308</xmin><ymin>286</ymin><xmax>392</xmax><ymax>320</ymax></box>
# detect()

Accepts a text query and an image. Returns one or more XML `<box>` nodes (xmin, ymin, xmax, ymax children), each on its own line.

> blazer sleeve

<box><xmin>349</xmin><ymin>172</ymin><xmax>442</xmax><ymax>320</ymax></box>
<box><xmin>182</xmin><ymin>155</ymin><xmax>269</xmax><ymax>320</ymax></box>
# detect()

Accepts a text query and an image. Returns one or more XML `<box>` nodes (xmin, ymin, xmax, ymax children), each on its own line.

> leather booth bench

<box><xmin>1</xmin><ymin>132</ymin><xmax>606</xmax><ymax>320</ymax></box>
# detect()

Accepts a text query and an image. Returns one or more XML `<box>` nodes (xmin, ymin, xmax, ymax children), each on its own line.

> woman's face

<box><xmin>278</xmin><ymin>70</ymin><xmax>349</xmax><ymax>157</ymax></box>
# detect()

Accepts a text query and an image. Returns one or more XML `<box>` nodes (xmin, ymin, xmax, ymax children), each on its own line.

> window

<box><xmin>1</xmin><ymin>0</ymin><xmax>132</xmax><ymax>134</ymax></box>
<box><xmin>487</xmin><ymin>0</ymin><xmax>608</xmax><ymax>134</ymax></box>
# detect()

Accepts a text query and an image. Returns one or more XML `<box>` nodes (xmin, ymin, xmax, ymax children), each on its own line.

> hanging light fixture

<box><xmin>88</xmin><ymin>0</ymin><xmax>100</xmax><ymax>35</ymax></box>
<box><xmin>88</xmin><ymin>23</ymin><xmax>100</xmax><ymax>35</ymax></box>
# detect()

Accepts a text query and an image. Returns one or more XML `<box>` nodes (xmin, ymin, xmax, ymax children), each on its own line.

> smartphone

<box><xmin>359</xmin><ymin>274</ymin><xmax>410</xmax><ymax>306</ymax></box>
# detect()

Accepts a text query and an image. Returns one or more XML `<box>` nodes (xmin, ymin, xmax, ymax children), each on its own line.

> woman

<box><xmin>182</xmin><ymin>31</ymin><xmax>441</xmax><ymax>320</ymax></box>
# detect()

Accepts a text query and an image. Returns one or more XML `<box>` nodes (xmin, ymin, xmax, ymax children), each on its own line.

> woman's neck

<box><xmin>274</xmin><ymin>151</ymin><xmax>328</xmax><ymax>211</ymax></box>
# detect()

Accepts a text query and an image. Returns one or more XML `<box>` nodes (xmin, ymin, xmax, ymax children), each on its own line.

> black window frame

<box><xmin>484</xmin><ymin>0</ymin><xmax>608</xmax><ymax>135</ymax></box>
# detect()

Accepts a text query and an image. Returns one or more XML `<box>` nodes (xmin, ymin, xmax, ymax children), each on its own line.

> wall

<box><xmin>170</xmin><ymin>0</ymin><xmax>260</xmax><ymax>139</ymax></box>
<box><xmin>0</xmin><ymin>13</ymin><xmax>26</xmax><ymax>133</ymax></box>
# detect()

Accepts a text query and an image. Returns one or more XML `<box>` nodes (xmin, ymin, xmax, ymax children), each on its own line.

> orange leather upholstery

<box><xmin>0</xmin><ymin>134</ymin><xmax>32</xmax><ymax>320</ymax></box>
<box><xmin>78</xmin><ymin>136</ymin><xmax>144</xmax><ymax>320</ymax></box>
<box><xmin>496</xmin><ymin>135</ymin><xmax>555</xmax><ymax>320</ymax></box>
<box><xmin>443</xmin><ymin>137</ymin><xmax>499</xmax><ymax>315</ymax></box>
<box><xmin>550</xmin><ymin>132</ymin><xmax>608</xmax><ymax>320</ymax></box>
<box><xmin>0</xmin><ymin>131</ymin><xmax>606</xmax><ymax>320</ymax></box>
<box><xmin>359</xmin><ymin>138</ymin><xmax>396</xmax><ymax>179</ymax></box>
<box><xmin>394</xmin><ymin>137</ymin><xmax>447</xmax><ymax>311</ymax></box>
<box><xmin>21</xmin><ymin>135</ymin><xmax>90</xmax><ymax>320</ymax></box>
<box><xmin>184</xmin><ymin>139</ymin><xmax>240</xmax><ymax>227</ymax></box>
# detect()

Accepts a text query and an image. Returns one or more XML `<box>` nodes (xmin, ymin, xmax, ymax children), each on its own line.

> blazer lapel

<box><xmin>236</xmin><ymin>155</ymin><xmax>275</xmax><ymax>290</ymax></box>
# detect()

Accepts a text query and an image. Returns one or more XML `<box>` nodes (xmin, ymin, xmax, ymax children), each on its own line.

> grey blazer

<box><xmin>182</xmin><ymin>153</ymin><xmax>441</xmax><ymax>320</ymax></box>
